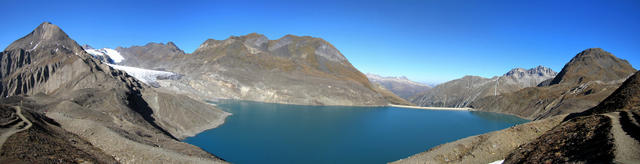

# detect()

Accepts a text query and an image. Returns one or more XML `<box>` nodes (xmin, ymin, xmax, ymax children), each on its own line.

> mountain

<box><xmin>504</xmin><ymin>70</ymin><xmax>640</xmax><ymax>163</ymax></box>
<box><xmin>393</xmin><ymin>71</ymin><xmax>640</xmax><ymax>164</ymax></box>
<box><xmin>366</xmin><ymin>73</ymin><xmax>431</xmax><ymax>100</ymax></box>
<box><xmin>470</xmin><ymin>48</ymin><xmax>636</xmax><ymax>120</ymax></box>
<box><xmin>0</xmin><ymin>22</ymin><xmax>228</xmax><ymax>163</ymax></box>
<box><xmin>115</xmin><ymin>42</ymin><xmax>185</xmax><ymax>70</ymax></box>
<box><xmin>110</xmin><ymin>33</ymin><xmax>398</xmax><ymax>106</ymax></box>
<box><xmin>550</xmin><ymin>48</ymin><xmax>636</xmax><ymax>85</ymax></box>
<box><xmin>410</xmin><ymin>66</ymin><xmax>557</xmax><ymax>108</ymax></box>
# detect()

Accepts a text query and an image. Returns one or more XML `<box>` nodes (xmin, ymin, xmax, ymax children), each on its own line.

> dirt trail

<box><xmin>603</xmin><ymin>112</ymin><xmax>640</xmax><ymax>163</ymax></box>
<box><xmin>0</xmin><ymin>106</ymin><xmax>33</xmax><ymax>152</ymax></box>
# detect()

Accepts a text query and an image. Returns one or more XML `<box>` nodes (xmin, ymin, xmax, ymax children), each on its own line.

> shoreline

<box><xmin>388</xmin><ymin>104</ymin><xmax>474</xmax><ymax>111</ymax></box>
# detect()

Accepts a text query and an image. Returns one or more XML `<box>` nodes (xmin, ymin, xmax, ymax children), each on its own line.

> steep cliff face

<box><xmin>115</xmin><ymin>33</ymin><xmax>393</xmax><ymax>106</ymax></box>
<box><xmin>471</xmin><ymin>48</ymin><xmax>636</xmax><ymax>120</ymax></box>
<box><xmin>0</xmin><ymin>22</ymin><xmax>228</xmax><ymax>163</ymax></box>
<box><xmin>410</xmin><ymin>66</ymin><xmax>557</xmax><ymax>108</ymax></box>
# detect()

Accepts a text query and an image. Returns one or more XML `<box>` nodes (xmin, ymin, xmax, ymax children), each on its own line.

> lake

<box><xmin>183</xmin><ymin>100</ymin><xmax>529</xmax><ymax>163</ymax></box>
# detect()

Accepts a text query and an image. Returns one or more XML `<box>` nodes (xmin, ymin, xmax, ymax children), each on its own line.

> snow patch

<box><xmin>85</xmin><ymin>49</ymin><xmax>103</xmax><ymax>56</ymax></box>
<box><xmin>84</xmin><ymin>48</ymin><xmax>125</xmax><ymax>63</ymax></box>
<box><xmin>489</xmin><ymin>160</ymin><xmax>504</xmax><ymax>164</ymax></box>
<box><xmin>29</xmin><ymin>41</ymin><xmax>40</xmax><ymax>51</ymax></box>
<box><xmin>103</xmin><ymin>48</ymin><xmax>124</xmax><ymax>63</ymax></box>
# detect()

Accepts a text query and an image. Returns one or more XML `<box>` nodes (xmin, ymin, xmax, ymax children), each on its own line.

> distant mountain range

<box><xmin>410</xmin><ymin>66</ymin><xmax>557</xmax><ymax>108</ymax></box>
<box><xmin>366</xmin><ymin>73</ymin><xmax>432</xmax><ymax>100</ymax></box>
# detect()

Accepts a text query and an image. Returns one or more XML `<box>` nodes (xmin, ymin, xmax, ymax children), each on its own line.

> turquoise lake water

<box><xmin>183</xmin><ymin>100</ymin><xmax>529</xmax><ymax>164</ymax></box>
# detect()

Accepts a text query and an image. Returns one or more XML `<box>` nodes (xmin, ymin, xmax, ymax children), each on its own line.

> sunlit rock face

<box><xmin>113</xmin><ymin>33</ymin><xmax>396</xmax><ymax>106</ymax></box>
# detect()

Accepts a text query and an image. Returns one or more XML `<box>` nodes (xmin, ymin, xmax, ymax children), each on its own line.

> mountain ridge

<box><xmin>104</xmin><ymin>32</ymin><xmax>402</xmax><ymax>106</ymax></box>
<box><xmin>410</xmin><ymin>66</ymin><xmax>557</xmax><ymax>108</ymax></box>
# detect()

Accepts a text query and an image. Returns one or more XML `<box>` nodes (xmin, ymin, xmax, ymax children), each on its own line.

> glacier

<box><xmin>107</xmin><ymin>64</ymin><xmax>181</xmax><ymax>87</ymax></box>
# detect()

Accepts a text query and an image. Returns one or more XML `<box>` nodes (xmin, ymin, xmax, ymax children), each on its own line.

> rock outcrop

<box><xmin>471</xmin><ymin>48</ymin><xmax>636</xmax><ymax>120</ymax></box>
<box><xmin>0</xmin><ymin>22</ymin><xmax>229</xmax><ymax>163</ymax></box>
<box><xmin>114</xmin><ymin>33</ymin><xmax>397</xmax><ymax>106</ymax></box>
<box><xmin>410</xmin><ymin>66</ymin><xmax>557</xmax><ymax>108</ymax></box>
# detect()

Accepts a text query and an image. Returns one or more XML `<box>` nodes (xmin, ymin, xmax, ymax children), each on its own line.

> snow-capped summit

<box><xmin>82</xmin><ymin>45</ymin><xmax>125</xmax><ymax>63</ymax></box>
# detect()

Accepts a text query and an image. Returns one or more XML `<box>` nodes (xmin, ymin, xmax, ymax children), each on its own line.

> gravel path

<box><xmin>603</xmin><ymin>112</ymin><xmax>640</xmax><ymax>163</ymax></box>
<box><xmin>0</xmin><ymin>106</ymin><xmax>33</xmax><ymax>152</ymax></box>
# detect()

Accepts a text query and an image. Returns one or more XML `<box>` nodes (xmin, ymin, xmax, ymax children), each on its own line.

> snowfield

<box><xmin>85</xmin><ymin>48</ymin><xmax>125</xmax><ymax>63</ymax></box>
<box><xmin>107</xmin><ymin>64</ymin><xmax>181</xmax><ymax>87</ymax></box>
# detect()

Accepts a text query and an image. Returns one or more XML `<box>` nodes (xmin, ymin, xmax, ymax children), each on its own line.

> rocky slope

<box><xmin>0</xmin><ymin>22</ymin><xmax>229</xmax><ymax>163</ymax></box>
<box><xmin>504</xmin><ymin>70</ymin><xmax>640</xmax><ymax>163</ymax></box>
<box><xmin>393</xmin><ymin>70</ymin><xmax>640</xmax><ymax>164</ymax></box>
<box><xmin>471</xmin><ymin>48</ymin><xmax>636</xmax><ymax>120</ymax></box>
<box><xmin>366</xmin><ymin>73</ymin><xmax>431</xmax><ymax>100</ymax></box>
<box><xmin>112</xmin><ymin>33</ymin><xmax>399</xmax><ymax>106</ymax></box>
<box><xmin>410</xmin><ymin>66</ymin><xmax>557</xmax><ymax>108</ymax></box>
<box><xmin>0</xmin><ymin>102</ymin><xmax>117</xmax><ymax>163</ymax></box>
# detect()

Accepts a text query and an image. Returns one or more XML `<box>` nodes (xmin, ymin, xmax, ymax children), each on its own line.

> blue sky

<box><xmin>1</xmin><ymin>0</ymin><xmax>638</xmax><ymax>84</ymax></box>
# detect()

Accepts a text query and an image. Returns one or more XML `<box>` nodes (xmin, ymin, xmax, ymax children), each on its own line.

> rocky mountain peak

<box><xmin>574</xmin><ymin>48</ymin><xmax>606</xmax><ymax>59</ymax></box>
<box><xmin>141</xmin><ymin>42</ymin><xmax>183</xmax><ymax>51</ymax></box>
<box><xmin>504</xmin><ymin>68</ymin><xmax>527</xmax><ymax>77</ymax></box>
<box><xmin>504</xmin><ymin>66</ymin><xmax>556</xmax><ymax>78</ymax></box>
<box><xmin>241</xmin><ymin>33</ymin><xmax>269</xmax><ymax>49</ymax></box>
<box><xmin>25</xmin><ymin>22</ymin><xmax>63</xmax><ymax>41</ymax></box>
<box><xmin>550</xmin><ymin>48</ymin><xmax>636</xmax><ymax>85</ymax></box>
<box><xmin>164</xmin><ymin>41</ymin><xmax>184</xmax><ymax>52</ymax></box>
<box><xmin>5</xmin><ymin>22</ymin><xmax>83</xmax><ymax>54</ymax></box>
